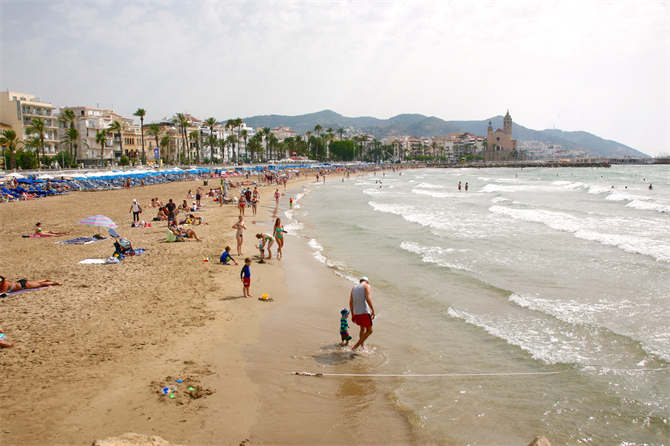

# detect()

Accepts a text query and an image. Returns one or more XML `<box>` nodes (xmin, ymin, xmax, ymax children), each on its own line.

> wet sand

<box><xmin>0</xmin><ymin>176</ymin><xmax>310</xmax><ymax>445</ymax></box>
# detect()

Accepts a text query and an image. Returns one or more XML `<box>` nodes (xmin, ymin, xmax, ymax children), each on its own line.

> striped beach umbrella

<box><xmin>77</xmin><ymin>215</ymin><xmax>118</xmax><ymax>229</ymax></box>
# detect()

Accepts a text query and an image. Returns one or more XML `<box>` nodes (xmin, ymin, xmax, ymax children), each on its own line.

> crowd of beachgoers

<box><xmin>0</xmin><ymin>162</ymin><xmax>403</xmax><ymax>349</ymax></box>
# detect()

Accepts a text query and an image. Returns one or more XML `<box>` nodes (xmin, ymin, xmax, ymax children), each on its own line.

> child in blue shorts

<box><xmin>340</xmin><ymin>308</ymin><xmax>352</xmax><ymax>345</ymax></box>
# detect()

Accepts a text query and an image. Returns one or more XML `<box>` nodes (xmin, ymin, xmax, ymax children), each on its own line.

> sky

<box><xmin>2</xmin><ymin>1</ymin><xmax>668</xmax><ymax>156</ymax></box>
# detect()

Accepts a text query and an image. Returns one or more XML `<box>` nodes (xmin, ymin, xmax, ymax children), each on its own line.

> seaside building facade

<box><xmin>0</xmin><ymin>91</ymin><xmax>59</xmax><ymax>159</ymax></box>
<box><xmin>486</xmin><ymin>110</ymin><xmax>518</xmax><ymax>161</ymax></box>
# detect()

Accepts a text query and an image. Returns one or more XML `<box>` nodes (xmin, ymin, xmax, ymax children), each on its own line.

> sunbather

<box><xmin>0</xmin><ymin>276</ymin><xmax>61</xmax><ymax>293</ymax></box>
<box><xmin>34</xmin><ymin>222</ymin><xmax>70</xmax><ymax>236</ymax></box>
<box><xmin>169</xmin><ymin>222</ymin><xmax>202</xmax><ymax>241</ymax></box>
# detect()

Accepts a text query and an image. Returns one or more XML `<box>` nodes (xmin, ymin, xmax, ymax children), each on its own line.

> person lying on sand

<box><xmin>0</xmin><ymin>276</ymin><xmax>61</xmax><ymax>293</ymax></box>
<box><xmin>0</xmin><ymin>328</ymin><xmax>13</xmax><ymax>349</ymax></box>
<box><xmin>169</xmin><ymin>222</ymin><xmax>202</xmax><ymax>241</ymax></box>
<box><xmin>34</xmin><ymin>222</ymin><xmax>70</xmax><ymax>236</ymax></box>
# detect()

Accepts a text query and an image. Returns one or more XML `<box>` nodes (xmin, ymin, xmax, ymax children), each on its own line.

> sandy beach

<box><xmin>0</xmin><ymin>174</ymin><xmax>314</xmax><ymax>446</ymax></box>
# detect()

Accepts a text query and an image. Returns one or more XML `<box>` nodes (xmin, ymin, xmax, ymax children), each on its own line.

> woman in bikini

<box><xmin>34</xmin><ymin>222</ymin><xmax>70</xmax><ymax>237</ymax></box>
<box><xmin>0</xmin><ymin>276</ymin><xmax>61</xmax><ymax>293</ymax></box>
<box><xmin>255</xmin><ymin>233</ymin><xmax>275</xmax><ymax>259</ymax></box>
<box><xmin>273</xmin><ymin>218</ymin><xmax>285</xmax><ymax>260</ymax></box>
<box><xmin>232</xmin><ymin>216</ymin><xmax>247</xmax><ymax>256</ymax></box>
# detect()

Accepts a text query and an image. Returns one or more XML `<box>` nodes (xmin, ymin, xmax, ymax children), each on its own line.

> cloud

<box><xmin>1</xmin><ymin>1</ymin><xmax>667</xmax><ymax>156</ymax></box>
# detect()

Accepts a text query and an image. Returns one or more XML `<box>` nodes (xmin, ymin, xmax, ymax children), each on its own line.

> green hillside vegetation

<box><xmin>242</xmin><ymin>111</ymin><xmax>646</xmax><ymax>158</ymax></box>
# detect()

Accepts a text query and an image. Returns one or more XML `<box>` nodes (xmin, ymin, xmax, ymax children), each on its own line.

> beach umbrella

<box><xmin>38</xmin><ymin>174</ymin><xmax>55</xmax><ymax>180</ymax></box>
<box><xmin>4</xmin><ymin>172</ymin><xmax>25</xmax><ymax>179</ymax></box>
<box><xmin>78</xmin><ymin>215</ymin><xmax>118</xmax><ymax>230</ymax></box>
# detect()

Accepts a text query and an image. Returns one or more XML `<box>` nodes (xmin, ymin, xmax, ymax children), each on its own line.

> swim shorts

<box><xmin>352</xmin><ymin>313</ymin><xmax>373</xmax><ymax>327</ymax></box>
<box><xmin>243</xmin><ymin>277</ymin><xmax>250</xmax><ymax>287</ymax></box>
<box><xmin>341</xmin><ymin>332</ymin><xmax>352</xmax><ymax>341</ymax></box>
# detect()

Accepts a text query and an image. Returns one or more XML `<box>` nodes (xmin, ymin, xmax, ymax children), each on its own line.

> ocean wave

<box><xmin>478</xmin><ymin>177</ymin><xmax>523</xmax><ymax>183</ymax></box>
<box><xmin>626</xmin><ymin>200</ymin><xmax>670</xmax><ymax>213</ymax></box>
<box><xmin>491</xmin><ymin>197</ymin><xmax>511</xmax><ymax>203</ymax></box>
<box><xmin>480</xmin><ymin>184</ymin><xmax>562</xmax><ymax>193</ymax></box>
<box><xmin>307</xmin><ymin>238</ymin><xmax>356</xmax><ymax>280</ymax></box>
<box><xmin>415</xmin><ymin>182</ymin><xmax>446</xmax><ymax>189</ymax></box>
<box><xmin>587</xmin><ymin>185</ymin><xmax>612</xmax><ymax>194</ymax></box>
<box><xmin>363</xmin><ymin>188</ymin><xmax>389</xmax><ymax>197</ymax></box>
<box><xmin>411</xmin><ymin>189</ymin><xmax>462</xmax><ymax>199</ymax></box>
<box><xmin>400</xmin><ymin>241</ymin><xmax>471</xmax><ymax>271</ymax></box>
<box><xmin>551</xmin><ymin>181</ymin><xmax>586</xmax><ymax>190</ymax></box>
<box><xmin>490</xmin><ymin>206</ymin><xmax>670</xmax><ymax>262</ymax></box>
<box><xmin>446</xmin><ymin>307</ymin><xmax>647</xmax><ymax>366</ymax></box>
<box><xmin>508</xmin><ymin>293</ymin><xmax>670</xmax><ymax>361</ymax></box>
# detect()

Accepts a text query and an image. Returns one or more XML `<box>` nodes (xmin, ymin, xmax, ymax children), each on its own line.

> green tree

<box><xmin>119</xmin><ymin>155</ymin><xmax>130</xmax><ymax>166</ymax></box>
<box><xmin>226</xmin><ymin>135</ymin><xmax>238</xmax><ymax>163</ymax></box>
<box><xmin>108</xmin><ymin>119</ymin><xmax>127</xmax><ymax>160</ymax></box>
<box><xmin>337</xmin><ymin>128</ymin><xmax>345</xmax><ymax>141</ymax></box>
<box><xmin>204</xmin><ymin>117</ymin><xmax>218</xmax><ymax>161</ymax></box>
<box><xmin>0</xmin><ymin>129</ymin><xmax>23</xmax><ymax>169</ymax></box>
<box><xmin>15</xmin><ymin>149</ymin><xmax>38</xmax><ymax>169</ymax></box>
<box><xmin>261</xmin><ymin>127</ymin><xmax>271</xmax><ymax>161</ymax></box>
<box><xmin>146</xmin><ymin>123</ymin><xmax>163</xmax><ymax>161</ymax></box>
<box><xmin>329</xmin><ymin>140</ymin><xmax>355</xmax><ymax>161</ymax></box>
<box><xmin>95</xmin><ymin>129</ymin><xmax>109</xmax><ymax>167</ymax></box>
<box><xmin>54</xmin><ymin>150</ymin><xmax>73</xmax><ymax>168</ymax></box>
<box><xmin>59</xmin><ymin>127</ymin><xmax>87</xmax><ymax>165</ymax></box>
<box><xmin>240</xmin><ymin>129</ymin><xmax>248</xmax><ymax>162</ymax></box>
<box><xmin>160</xmin><ymin>135</ymin><xmax>171</xmax><ymax>164</ymax></box>
<box><xmin>173</xmin><ymin>113</ymin><xmax>190</xmax><ymax>163</ymax></box>
<box><xmin>26</xmin><ymin>117</ymin><xmax>47</xmax><ymax>167</ymax></box>
<box><xmin>204</xmin><ymin>134</ymin><xmax>218</xmax><ymax>161</ymax></box>
<box><xmin>247</xmin><ymin>133</ymin><xmax>263</xmax><ymax>162</ymax></box>
<box><xmin>58</xmin><ymin>109</ymin><xmax>83</xmax><ymax>162</ymax></box>
<box><xmin>189</xmin><ymin>130</ymin><xmax>201</xmax><ymax>164</ymax></box>
<box><xmin>133</xmin><ymin>108</ymin><xmax>146</xmax><ymax>163</ymax></box>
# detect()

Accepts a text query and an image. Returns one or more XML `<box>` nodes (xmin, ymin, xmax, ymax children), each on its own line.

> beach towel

<box><xmin>78</xmin><ymin>259</ymin><xmax>108</xmax><ymax>264</ymax></box>
<box><xmin>0</xmin><ymin>286</ymin><xmax>52</xmax><ymax>298</ymax></box>
<box><xmin>23</xmin><ymin>233</ymin><xmax>56</xmax><ymax>238</ymax></box>
<box><xmin>56</xmin><ymin>236</ymin><xmax>109</xmax><ymax>245</ymax></box>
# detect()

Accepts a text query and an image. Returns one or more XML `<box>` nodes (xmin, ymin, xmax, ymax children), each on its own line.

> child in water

<box><xmin>340</xmin><ymin>308</ymin><xmax>352</xmax><ymax>346</ymax></box>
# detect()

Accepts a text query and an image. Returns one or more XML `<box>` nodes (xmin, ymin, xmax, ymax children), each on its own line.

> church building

<box><xmin>486</xmin><ymin>110</ymin><xmax>518</xmax><ymax>161</ymax></box>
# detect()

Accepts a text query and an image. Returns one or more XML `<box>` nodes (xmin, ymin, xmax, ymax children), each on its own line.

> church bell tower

<box><xmin>503</xmin><ymin>110</ymin><xmax>512</xmax><ymax>135</ymax></box>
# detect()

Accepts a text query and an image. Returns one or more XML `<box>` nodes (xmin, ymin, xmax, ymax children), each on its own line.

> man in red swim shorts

<box><xmin>349</xmin><ymin>276</ymin><xmax>375</xmax><ymax>351</ymax></box>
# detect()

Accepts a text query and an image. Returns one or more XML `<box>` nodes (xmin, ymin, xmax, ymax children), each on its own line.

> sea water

<box><xmin>249</xmin><ymin>165</ymin><xmax>669</xmax><ymax>445</ymax></box>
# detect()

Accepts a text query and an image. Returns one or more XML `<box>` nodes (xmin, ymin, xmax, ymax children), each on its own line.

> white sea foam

<box><xmin>411</xmin><ymin>189</ymin><xmax>462</xmax><ymax>199</ymax></box>
<box><xmin>478</xmin><ymin>177</ymin><xmax>523</xmax><ymax>183</ymax></box>
<box><xmin>415</xmin><ymin>182</ymin><xmax>446</xmax><ymax>189</ymax></box>
<box><xmin>587</xmin><ymin>185</ymin><xmax>612</xmax><ymax>194</ymax></box>
<box><xmin>490</xmin><ymin>206</ymin><xmax>670</xmax><ymax>261</ymax></box>
<box><xmin>447</xmin><ymin>307</ymin><xmax>626</xmax><ymax>366</ymax></box>
<box><xmin>491</xmin><ymin>197</ymin><xmax>511</xmax><ymax>203</ymax></box>
<box><xmin>480</xmin><ymin>184</ymin><xmax>561</xmax><ymax>193</ymax></box>
<box><xmin>626</xmin><ymin>200</ymin><xmax>670</xmax><ymax>213</ymax></box>
<box><xmin>400</xmin><ymin>241</ymin><xmax>470</xmax><ymax>271</ymax></box>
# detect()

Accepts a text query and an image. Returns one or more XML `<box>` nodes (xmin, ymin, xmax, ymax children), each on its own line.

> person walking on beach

<box><xmin>129</xmin><ymin>199</ymin><xmax>142</xmax><ymax>222</ymax></box>
<box><xmin>233</xmin><ymin>216</ymin><xmax>247</xmax><ymax>256</ymax></box>
<box><xmin>340</xmin><ymin>308</ymin><xmax>352</xmax><ymax>346</ymax></box>
<box><xmin>165</xmin><ymin>199</ymin><xmax>176</xmax><ymax>226</ymax></box>
<box><xmin>458</xmin><ymin>182</ymin><xmax>461</xmax><ymax>191</ymax></box>
<box><xmin>349</xmin><ymin>276</ymin><xmax>375</xmax><ymax>352</ymax></box>
<box><xmin>274</xmin><ymin>188</ymin><xmax>280</xmax><ymax>205</ymax></box>
<box><xmin>240</xmin><ymin>257</ymin><xmax>252</xmax><ymax>298</ymax></box>
<box><xmin>465</xmin><ymin>182</ymin><xmax>469</xmax><ymax>191</ymax></box>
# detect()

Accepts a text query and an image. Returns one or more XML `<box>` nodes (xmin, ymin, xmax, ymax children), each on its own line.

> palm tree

<box><xmin>26</xmin><ymin>117</ymin><xmax>47</xmax><ymax>167</ymax></box>
<box><xmin>108</xmin><ymin>119</ymin><xmax>127</xmax><ymax>160</ymax></box>
<box><xmin>225</xmin><ymin>119</ymin><xmax>238</xmax><ymax>162</ymax></box>
<box><xmin>337</xmin><ymin>128</ymin><xmax>345</xmax><ymax>141</ymax></box>
<box><xmin>239</xmin><ymin>129</ymin><xmax>248</xmax><ymax>163</ymax></box>
<box><xmin>261</xmin><ymin>127</ymin><xmax>271</xmax><ymax>161</ymax></box>
<box><xmin>226</xmin><ymin>135</ymin><xmax>238</xmax><ymax>163</ymax></box>
<box><xmin>204</xmin><ymin>117</ymin><xmax>218</xmax><ymax>161</ymax></box>
<box><xmin>146</xmin><ymin>123</ymin><xmax>164</xmax><ymax>161</ymax></box>
<box><xmin>133</xmin><ymin>108</ymin><xmax>146</xmax><ymax>163</ymax></box>
<box><xmin>160</xmin><ymin>135</ymin><xmax>171</xmax><ymax>164</ymax></box>
<box><xmin>204</xmin><ymin>134</ymin><xmax>218</xmax><ymax>161</ymax></box>
<box><xmin>58</xmin><ymin>109</ymin><xmax>82</xmax><ymax>161</ymax></box>
<box><xmin>0</xmin><ymin>129</ymin><xmax>23</xmax><ymax>169</ymax></box>
<box><xmin>59</xmin><ymin>127</ymin><xmax>87</xmax><ymax>166</ymax></box>
<box><xmin>217</xmin><ymin>138</ymin><xmax>227</xmax><ymax>162</ymax></box>
<box><xmin>189</xmin><ymin>130</ymin><xmax>201</xmax><ymax>164</ymax></box>
<box><xmin>173</xmin><ymin>113</ymin><xmax>190</xmax><ymax>164</ymax></box>
<box><xmin>248</xmin><ymin>133</ymin><xmax>263</xmax><ymax>162</ymax></box>
<box><xmin>95</xmin><ymin>129</ymin><xmax>109</xmax><ymax>167</ymax></box>
<box><xmin>267</xmin><ymin>133</ymin><xmax>279</xmax><ymax>161</ymax></box>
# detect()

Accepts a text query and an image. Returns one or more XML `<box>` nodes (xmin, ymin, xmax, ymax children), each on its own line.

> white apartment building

<box><xmin>58</xmin><ymin>106</ymin><xmax>114</xmax><ymax>163</ymax></box>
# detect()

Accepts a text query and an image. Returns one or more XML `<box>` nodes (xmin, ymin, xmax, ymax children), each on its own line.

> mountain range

<box><xmin>242</xmin><ymin>110</ymin><xmax>646</xmax><ymax>158</ymax></box>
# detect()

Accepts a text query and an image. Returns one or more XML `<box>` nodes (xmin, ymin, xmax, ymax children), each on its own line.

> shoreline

<box><xmin>0</xmin><ymin>174</ymin><xmax>317</xmax><ymax>445</ymax></box>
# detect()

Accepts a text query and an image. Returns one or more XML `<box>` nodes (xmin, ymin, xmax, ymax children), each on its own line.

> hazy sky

<box><xmin>2</xmin><ymin>1</ymin><xmax>668</xmax><ymax>156</ymax></box>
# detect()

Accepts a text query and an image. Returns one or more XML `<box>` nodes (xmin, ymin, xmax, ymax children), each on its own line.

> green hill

<box><xmin>241</xmin><ymin>111</ymin><xmax>647</xmax><ymax>158</ymax></box>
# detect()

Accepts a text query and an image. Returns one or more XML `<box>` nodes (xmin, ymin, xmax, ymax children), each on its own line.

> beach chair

<box><xmin>166</xmin><ymin>230</ymin><xmax>186</xmax><ymax>242</ymax></box>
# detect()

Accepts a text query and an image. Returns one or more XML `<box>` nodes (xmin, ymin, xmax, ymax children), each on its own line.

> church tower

<box><xmin>487</xmin><ymin>120</ymin><xmax>493</xmax><ymax>137</ymax></box>
<box><xmin>503</xmin><ymin>110</ymin><xmax>512</xmax><ymax>135</ymax></box>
